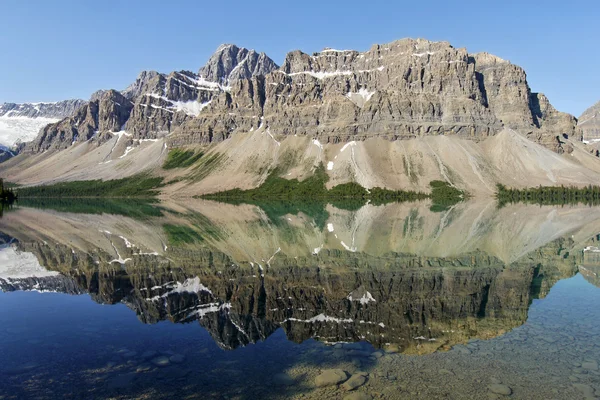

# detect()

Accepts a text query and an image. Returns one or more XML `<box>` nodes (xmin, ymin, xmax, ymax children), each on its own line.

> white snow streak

<box><xmin>347</xmin><ymin>291</ymin><xmax>376</xmax><ymax>305</ymax></box>
<box><xmin>283</xmin><ymin>314</ymin><xmax>353</xmax><ymax>324</ymax></box>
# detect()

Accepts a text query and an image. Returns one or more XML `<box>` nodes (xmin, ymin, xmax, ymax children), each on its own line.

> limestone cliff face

<box><xmin>25</xmin><ymin>90</ymin><xmax>133</xmax><ymax>153</ymax></box>
<box><xmin>529</xmin><ymin>93</ymin><xmax>580</xmax><ymax>153</ymax></box>
<box><xmin>124</xmin><ymin>71</ymin><xmax>220</xmax><ymax>139</ymax></box>
<box><xmin>22</xmin><ymin>38</ymin><xmax>578</xmax><ymax>156</ymax></box>
<box><xmin>198</xmin><ymin>44</ymin><xmax>279</xmax><ymax>82</ymax></box>
<box><xmin>579</xmin><ymin>100</ymin><xmax>600</xmax><ymax>140</ymax></box>
<box><xmin>167</xmin><ymin>39</ymin><xmax>578</xmax><ymax>153</ymax></box>
<box><xmin>20</xmin><ymin>45</ymin><xmax>278</xmax><ymax>151</ymax></box>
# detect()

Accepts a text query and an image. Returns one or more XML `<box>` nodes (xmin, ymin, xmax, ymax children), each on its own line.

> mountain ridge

<box><xmin>1</xmin><ymin>38</ymin><xmax>599</xmax><ymax>197</ymax></box>
<box><xmin>18</xmin><ymin>38</ymin><xmax>581</xmax><ymax>154</ymax></box>
<box><xmin>0</xmin><ymin>99</ymin><xmax>87</xmax><ymax>161</ymax></box>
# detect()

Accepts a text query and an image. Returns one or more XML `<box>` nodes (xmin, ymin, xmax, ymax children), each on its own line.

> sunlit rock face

<box><xmin>0</xmin><ymin>200</ymin><xmax>594</xmax><ymax>352</ymax></box>
<box><xmin>18</xmin><ymin>39</ymin><xmax>577</xmax><ymax>154</ymax></box>
<box><xmin>579</xmin><ymin>101</ymin><xmax>600</xmax><ymax>141</ymax></box>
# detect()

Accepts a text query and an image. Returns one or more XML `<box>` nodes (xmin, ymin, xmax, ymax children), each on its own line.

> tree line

<box><xmin>496</xmin><ymin>184</ymin><xmax>600</xmax><ymax>206</ymax></box>
<box><xmin>0</xmin><ymin>178</ymin><xmax>16</xmax><ymax>204</ymax></box>
<box><xmin>14</xmin><ymin>174</ymin><xmax>164</xmax><ymax>198</ymax></box>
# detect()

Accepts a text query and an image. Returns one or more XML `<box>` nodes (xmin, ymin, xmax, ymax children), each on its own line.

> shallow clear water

<box><xmin>1</xmin><ymin>200</ymin><xmax>599</xmax><ymax>399</ymax></box>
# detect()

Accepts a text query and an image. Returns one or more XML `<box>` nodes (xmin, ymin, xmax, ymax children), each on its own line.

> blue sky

<box><xmin>0</xmin><ymin>0</ymin><xmax>598</xmax><ymax>116</ymax></box>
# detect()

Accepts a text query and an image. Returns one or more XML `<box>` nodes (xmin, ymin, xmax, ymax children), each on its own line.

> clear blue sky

<box><xmin>0</xmin><ymin>0</ymin><xmax>598</xmax><ymax>116</ymax></box>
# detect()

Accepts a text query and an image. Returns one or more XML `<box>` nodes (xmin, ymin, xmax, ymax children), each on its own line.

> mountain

<box><xmin>170</xmin><ymin>42</ymin><xmax>578</xmax><ymax>152</ymax></box>
<box><xmin>21</xmin><ymin>44</ymin><xmax>278</xmax><ymax>153</ymax></box>
<box><xmin>198</xmin><ymin>44</ymin><xmax>279</xmax><ymax>82</ymax></box>
<box><xmin>579</xmin><ymin>100</ymin><xmax>600</xmax><ymax>140</ymax></box>
<box><xmin>1</xmin><ymin>38</ymin><xmax>599</xmax><ymax>195</ymax></box>
<box><xmin>0</xmin><ymin>100</ymin><xmax>86</xmax><ymax>147</ymax></box>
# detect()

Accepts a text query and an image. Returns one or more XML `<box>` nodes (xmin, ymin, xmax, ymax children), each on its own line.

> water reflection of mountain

<box><xmin>0</xmin><ymin>200</ymin><xmax>598</xmax><ymax>353</ymax></box>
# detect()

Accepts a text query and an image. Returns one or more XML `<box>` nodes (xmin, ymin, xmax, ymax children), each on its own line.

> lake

<box><xmin>0</xmin><ymin>200</ymin><xmax>599</xmax><ymax>399</ymax></box>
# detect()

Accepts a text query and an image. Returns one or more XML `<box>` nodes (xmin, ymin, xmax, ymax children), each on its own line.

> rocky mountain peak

<box><xmin>24</xmin><ymin>89</ymin><xmax>133</xmax><ymax>153</ymax></box>
<box><xmin>471</xmin><ymin>52</ymin><xmax>509</xmax><ymax>67</ymax></box>
<box><xmin>198</xmin><ymin>44</ymin><xmax>279</xmax><ymax>83</ymax></box>
<box><xmin>121</xmin><ymin>70</ymin><xmax>163</xmax><ymax>100</ymax></box>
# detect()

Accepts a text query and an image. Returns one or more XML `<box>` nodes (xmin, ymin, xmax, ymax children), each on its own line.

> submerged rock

<box><xmin>151</xmin><ymin>356</ymin><xmax>170</xmax><ymax>367</ymax></box>
<box><xmin>582</xmin><ymin>360</ymin><xmax>598</xmax><ymax>371</ymax></box>
<box><xmin>315</xmin><ymin>369</ymin><xmax>348</xmax><ymax>387</ymax></box>
<box><xmin>344</xmin><ymin>393</ymin><xmax>372</xmax><ymax>400</ymax></box>
<box><xmin>573</xmin><ymin>383</ymin><xmax>596</xmax><ymax>399</ymax></box>
<box><xmin>342</xmin><ymin>374</ymin><xmax>367</xmax><ymax>391</ymax></box>
<box><xmin>488</xmin><ymin>384</ymin><xmax>512</xmax><ymax>396</ymax></box>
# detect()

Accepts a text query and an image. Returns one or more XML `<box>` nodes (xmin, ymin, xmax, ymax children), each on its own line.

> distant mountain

<box><xmin>24</xmin><ymin>44</ymin><xmax>278</xmax><ymax>153</ymax></box>
<box><xmin>0</xmin><ymin>99</ymin><xmax>86</xmax><ymax>154</ymax></box>
<box><xmin>579</xmin><ymin>101</ymin><xmax>600</xmax><ymax>140</ymax></box>
<box><xmin>0</xmin><ymin>100</ymin><xmax>86</xmax><ymax>120</ymax></box>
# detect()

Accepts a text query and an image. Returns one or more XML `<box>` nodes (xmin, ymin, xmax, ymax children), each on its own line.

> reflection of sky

<box><xmin>0</xmin><ymin>288</ymin><xmax>324</xmax><ymax>398</ymax></box>
<box><xmin>0</xmin><ymin>269</ymin><xmax>598</xmax><ymax>398</ymax></box>
<box><xmin>0</xmin><ymin>272</ymin><xmax>596</xmax><ymax>358</ymax></box>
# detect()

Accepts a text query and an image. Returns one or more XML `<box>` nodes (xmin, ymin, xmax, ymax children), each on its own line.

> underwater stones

<box><xmin>572</xmin><ymin>383</ymin><xmax>595</xmax><ymax>399</ymax></box>
<box><xmin>151</xmin><ymin>356</ymin><xmax>171</xmax><ymax>367</ymax></box>
<box><xmin>582</xmin><ymin>360</ymin><xmax>598</xmax><ymax>371</ymax></box>
<box><xmin>136</xmin><ymin>364</ymin><xmax>152</xmax><ymax>373</ymax></box>
<box><xmin>488</xmin><ymin>384</ymin><xmax>512</xmax><ymax>396</ymax></box>
<box><xmin>315</xmin><ymin>369</ymin><xmax>348</xmax><ymax>387</ymax></box>
<box><xmin>453</xmin><ymin>345</ymin><xmax>471</xmax><ymax>354</ymax></box>
<box><xmin>343</xmin><ymin>393</ymin><xmax>372</xmax><ymax>400</ymax></box>
<box><xmin>342</xmin><ymin>373</ymin><xmax>367</xmax><ymax>391</ymax></box>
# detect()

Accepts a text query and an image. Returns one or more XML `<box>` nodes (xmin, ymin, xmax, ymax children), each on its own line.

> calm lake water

<box><xmin>0</xmin><ymin>200</ymin><xmax>599</xmax><ymax>399</ymax></box>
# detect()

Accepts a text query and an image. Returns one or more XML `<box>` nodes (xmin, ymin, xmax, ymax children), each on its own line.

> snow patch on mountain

<box><xmin>0</xmin><ymin>244</ymin><xmax>59</xmax><ymax>280</ymax></box>
<box><xmin>0</xmin><ymin>99</ymin><xmax>86</xmax><ymax>148</ymax></box>
<box><xmin>0</xmin><ymin>116</ymin><xmax>58</xmax><ymax>147</ymax></box>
